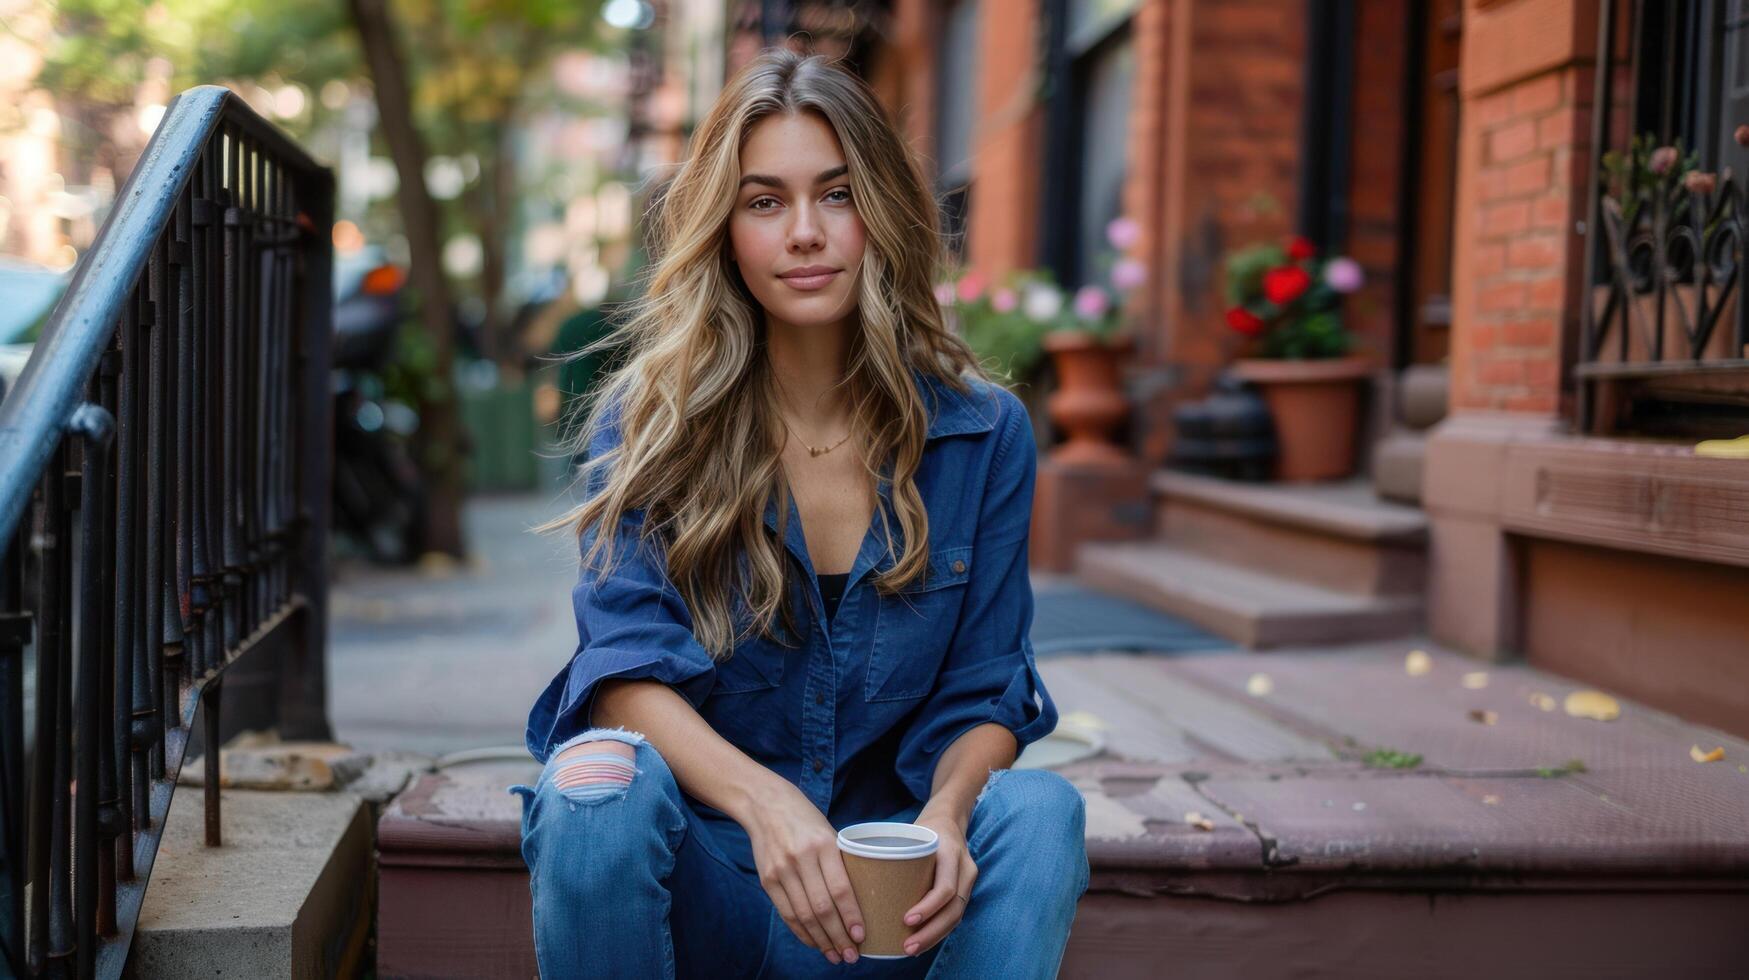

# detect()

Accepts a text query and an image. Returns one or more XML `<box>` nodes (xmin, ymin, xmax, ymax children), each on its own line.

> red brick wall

<box><xmin>1450</xmin><ymin>0</ymin><xmax>1598</xmax><ymax>414</ymax></box>
<box><xmin>964</xmin><ymin>0</ymin><xmax>1044</xmax><ymax>280</ymax></box>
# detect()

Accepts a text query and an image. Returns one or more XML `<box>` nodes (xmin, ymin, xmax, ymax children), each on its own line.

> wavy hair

<box><xmin>538</xmin><ymin>48</ymin><xmax>989</xmax><ymax>659</ymax></box>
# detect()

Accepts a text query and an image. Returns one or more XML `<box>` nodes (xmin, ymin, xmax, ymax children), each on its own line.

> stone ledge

<box><xmin>127</xmin><ymin>789</ymin><xmax>373</xmax><ymax>979</ymax></box>
<box><xmin>1152</xmin><ymin>471</ymin><xmax>1429</xmax><ymax>544</ymax></box>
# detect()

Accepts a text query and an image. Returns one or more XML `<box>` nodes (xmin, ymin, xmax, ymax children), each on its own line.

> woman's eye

<box><xmin>826</xmin><ymin>188</ymin><xmax>852</xmax><ymax>204</ymax></box>
<box><xmin>749</xmin><ymin>197</ymin><xmax>779</xmax><ymax>211</ymax></box>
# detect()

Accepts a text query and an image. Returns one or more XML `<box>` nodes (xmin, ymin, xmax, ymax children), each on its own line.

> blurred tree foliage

<box><xmin>28</xmin><ymin>0</ymin><xmax>613</xmax><ymax>557</ymax></box>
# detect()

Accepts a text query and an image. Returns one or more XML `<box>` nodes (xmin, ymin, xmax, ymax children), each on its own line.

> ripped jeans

<box><xmin>507</xmin><ymin>728</ymin><xmax>1090</xmax><ymax>979</ymax></box>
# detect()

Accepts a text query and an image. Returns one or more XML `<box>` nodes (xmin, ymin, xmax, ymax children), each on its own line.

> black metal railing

<box><xmin>0</xmin><ymin>86</ymin><xmax>334</xmax><ymax>978</ymax></box>
<box><xmin>1578</xmin><ymin>0</ymin><xmax>1749</xmax><ymax>435</ymax></box>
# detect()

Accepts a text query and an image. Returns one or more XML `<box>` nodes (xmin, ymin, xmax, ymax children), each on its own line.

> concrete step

<box><xmin>1075</xmin><ymin>540</ymin><xmax>1423</xmax><ymax>647</ymax></box>
<box><xmin>1046</xmin><ymin>644</ymin><xmax>1749</xmax><ymax>979</ymax></box>
<box><xmin>128</xmin><ymin>788</ymin><xmax>373</xmax><ymax>979</ymax></box>
<box><xmin>376</xmin><ymin>758</ymin><xmax>541</xmax><ymax>979</ymax></box>
<box><xmin>1152</xmin><ymin>471</ymin><xmax>1427</xmax><ymax>597</ymax></box>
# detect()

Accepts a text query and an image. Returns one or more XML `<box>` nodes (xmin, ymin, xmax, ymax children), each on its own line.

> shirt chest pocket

<box><xmin>715</xmin><ymin>620</ymin><xmax>790</xmax><ymax>695</ymax></box>
<box><xmin>865</xmin><ymin>544</ymin><xmax>973</xmax><ymax>702</ymax></box>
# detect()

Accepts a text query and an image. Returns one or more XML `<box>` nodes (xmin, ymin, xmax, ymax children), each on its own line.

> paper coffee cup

<box><xmin>836</xmin><ymin>822</ymin><xmax>939</xmax><ymax>959</ymax></box>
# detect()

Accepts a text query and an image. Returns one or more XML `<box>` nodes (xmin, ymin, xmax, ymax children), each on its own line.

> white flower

<box><xmin>1022</xmin><ymin>283</ymin><xmax>1064</xmax><ymax>323</ymax></box>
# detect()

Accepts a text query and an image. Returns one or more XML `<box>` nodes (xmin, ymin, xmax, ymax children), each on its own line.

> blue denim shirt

<box><xmin>523</xmin><ymin>368</ymin><xmax>1058</xmax><ymax>873</ymax></box>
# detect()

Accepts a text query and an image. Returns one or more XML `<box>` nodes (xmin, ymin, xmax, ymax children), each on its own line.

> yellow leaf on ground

<box><xmin>1462</xmin><ymin>671</ymin><xmax>1489</xmax><ymax>689</ymax></box>
<box><xmin>1530</xmin><ymin>692</ymin><xmax>1557</xmax><ymax>711</ymax></box>
<box><xmin>1183</xmin><ymin>811</ymin><xmax>1216</xmax><ymax>831</ymax></box>
<box><xmin>1245</xmin><ymin>673</ymin><xmax>1274</xmax><ymax>697</ymax></box>
<box><xmin>1694</xmin><ymin>434</ymin><xmax>1749</xmax><ymax>458</ymax></box>
<box><xmin>1405</xmin><ymin>650</ymin><xmax>1432</xmax><ymax>676</ymax></box>
<box><xmin>1690</xmin><ymin>745</ymin><xmax>1726</xmax><ymax>763</ymax></box>
<box><xmin>1482</xmin><ymin>794</ymin><xmax>1501</xmax><ymax>805</ymax></box>
<box><xmin>1468</xmin><ymin>709</ymin><xmax>1498</xmax><ymax>725</ymax></box>
<box><xmin>1563</xmin><ymin>690</ymin><xmax>1621</xmax><ymax>721</ymax></box>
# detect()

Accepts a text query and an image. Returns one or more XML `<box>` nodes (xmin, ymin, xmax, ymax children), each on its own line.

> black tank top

<box><xmin>818</xmin><ymin>572</ymin><xmax>850</xmax><ymax>623</ymax></box>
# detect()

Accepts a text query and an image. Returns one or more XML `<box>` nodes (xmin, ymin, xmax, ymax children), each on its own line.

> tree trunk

<box><xmin>346</xmin><ymin>0</ymin><xmax>467</xmax><ymax>558</ymax></box>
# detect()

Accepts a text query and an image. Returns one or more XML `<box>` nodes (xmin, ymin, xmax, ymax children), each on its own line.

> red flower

<box><xmin>1226</xmin><ymin>306</ymin><xmax>1264</xmax><ymax>336</ymax></box>
<box><xmin>1286</xmin><ymin>236</ymin><xmax>1316</xmax><ymax>261</ymax></box>
<box><xmin>1262</xmin><ymin>265</ymin><xmax>1313</xmax><ymax>305</ymax></box>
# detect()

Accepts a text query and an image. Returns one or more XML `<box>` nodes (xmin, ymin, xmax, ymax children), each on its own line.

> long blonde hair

<box><xmin>539</xmin><ymin>48</ymin><xmax>989</xmax><ymax>659</ymax></box>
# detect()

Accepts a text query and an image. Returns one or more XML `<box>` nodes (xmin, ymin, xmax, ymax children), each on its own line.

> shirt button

<box><xmin>812</xmin><ymin>758</ymin><xmax>825</xmax><ymax>772</ymax></box>
<box><xmin>814</xmin><ymin>692</ymin><xmax>825</xmax><ymax>706</ymax></box>
<box><xmin>952</xmin><ymin>559</ymin><xmax>966</xmax><ymax>573</ymax></box>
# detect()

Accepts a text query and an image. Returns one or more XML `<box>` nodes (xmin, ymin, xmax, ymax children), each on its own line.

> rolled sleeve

<box><xmin>894</xmin><ymin>393</ymin><xmax>1057</xmax><ymax>800</ymax></box>
<box><xmin>523</xmin><ymin>404</ymin><xmax>719</xmax><ymax>762</ymax></box>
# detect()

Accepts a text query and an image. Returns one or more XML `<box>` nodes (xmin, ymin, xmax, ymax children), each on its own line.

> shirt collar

<box><xmin>760</xmin><ymin>366</ymin><xmax>998</xmax><ymax>572</ymax></box>
<box><xmin>914</xmin><ymin>366</ymin><xmax>1000</xmax><ymax>441</ymax></box>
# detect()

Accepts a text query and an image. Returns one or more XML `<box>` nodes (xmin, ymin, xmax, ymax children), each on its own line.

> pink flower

<box><xmin>1683</xmin><ymin>171</ymin><xmax>1718</xmax><ymax>195</ymax></box>
<box><xmin>934</xmin><ymin>282</ymin><xmax>954</xmax><ymax>306</ymax></box>
<box><xmin>1105</xmin><ymin>217</ymin><xmax>1141</xmax><ymax>251</ymax></box>
<box><xmin>956</xmin><ymin>271</ymin><xmax>988</xmax><ymax>303</ymax></box>
<box><xmin>990</xmin><ymin>287</ymin><xmax>1018</xmax><ymax>313</ymax></box>
<box><xmin>1649</xmin><ymin>146</ymin><xmax>1679</xmax><ymax>175</ymax></box>
<box><xmin>1110</xmin><ymin>257</ymin><xmax>1147</xmax><ymax>292</ymax></box>
<box><xmin>1323</xmin><ymin>257</ymin><xmax>1364</xmax><ymax>294</ymax></box>
<box><xmin>1073</xmin><ymin>284</ymin><xmax>1110</xmax><ymax>321</ymax></box>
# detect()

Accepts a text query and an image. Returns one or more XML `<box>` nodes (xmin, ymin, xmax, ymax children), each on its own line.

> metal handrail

<box><xmin>0</xmin><ymin>86</ymin><xmax>334</xmax><ymax>978</ymax></box>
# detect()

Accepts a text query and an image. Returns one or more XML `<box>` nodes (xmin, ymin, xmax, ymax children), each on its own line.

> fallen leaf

<box><xmin>1245</xmin><ymin>673</ymin><xmax>1274</xmax><ymax>697</ymax></box>
<box><xmin>1183</xmin><ymin>811</ymin><xmax>1215</xmax><ymax>831</ymax></box>
<box><xmin>1563</xmin><ymin>690</ymin><xmax>1621</xmax><ymax>721</ymax></box>
<box><xmin>1530</xmin><ymin>692</ymin><xmax>1558</xmax><ymax>712</ymax></box>
<box><xmin>1462</xmin><ymin>671</ymin><xmax>1489</xmax><ymax>690</ymax></box>
<box><xmin>1481</xmin><ymin>794</ymin><xmax>1501</xmax><ymax>805</ymax></box>
<box><xmin>1468</xmin><ymin>709</ymin><xmax>1498</xmax><ymax>725</ymax></box>
<box><xmin>1405</xmin><ymin>650</ymin><xmax>1432</xmax><ymax>676</ymax></box>
<box><xmin>1690</xmin><ymin>745</ymin><xmax>1725</xmax><ymax>763</ymax></box>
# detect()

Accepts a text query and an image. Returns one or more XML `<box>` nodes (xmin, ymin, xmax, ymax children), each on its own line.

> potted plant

<box><xmin>1222</xmin><ymin>235</ymin><xmax>1369</xmax><ymax>481</ymax></box>
<box><xmin>941</xmin><ymin>218</ymin><xmax>1147</xmax><ymax>466</ymax></box>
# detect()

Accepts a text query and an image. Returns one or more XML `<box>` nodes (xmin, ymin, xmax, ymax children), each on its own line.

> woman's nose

<box><xmin>787</xmin><ymin>204</ymin><xmax>824</xmax><ymax>251</ymax></box>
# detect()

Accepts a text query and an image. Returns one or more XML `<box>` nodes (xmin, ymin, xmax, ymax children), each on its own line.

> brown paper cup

<box><xmin>837</xmin><ymin>822</ymin><xmax>939</xmax><ymax>959</ymax></box>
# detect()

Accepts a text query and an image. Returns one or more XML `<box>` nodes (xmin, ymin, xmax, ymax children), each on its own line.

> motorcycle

<box><xmin>330</xmin><ymin>250</ymin><xmax>428</xmax><ymax>565</ymax></box>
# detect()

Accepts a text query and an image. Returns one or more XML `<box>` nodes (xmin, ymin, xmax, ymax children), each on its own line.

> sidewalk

<box><xmin>328</xmin><ymin>492</ymin><xmax>581</xmax><ymax>759</ymax></box>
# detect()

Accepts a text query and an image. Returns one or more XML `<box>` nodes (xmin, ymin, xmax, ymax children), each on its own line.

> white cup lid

<box><xmin>836</xmin><ymin>822</ymin><xmax>939</xmax><ymax>860</ymax></box>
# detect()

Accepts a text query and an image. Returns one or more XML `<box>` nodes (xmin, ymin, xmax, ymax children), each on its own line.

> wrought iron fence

<box><xmin>1578</xmin><ymin>0</ymin><xmax>1749</xmax><ymax>435</ymax></box>
<box><xmin>0</xmin><ymin>87</ymin><xmax>333</xmax><ymax>978</ymax></box>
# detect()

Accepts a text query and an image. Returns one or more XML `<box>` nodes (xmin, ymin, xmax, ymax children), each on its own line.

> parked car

<box><xmin>0</xmin><ymin>258</ymin><xmax>71</xmax><ymax>403</ymax></box>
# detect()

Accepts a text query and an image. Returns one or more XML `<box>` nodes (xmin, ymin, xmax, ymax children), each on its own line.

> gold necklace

<box><xmin>772</xmin><ymin>373</ymin><xmax>853</xmax><ymax>457</ymax></box>
<box><xmin>778</xmin><ymin>414</ymin><xmax>854</xmax><ymax>457</ymax></box>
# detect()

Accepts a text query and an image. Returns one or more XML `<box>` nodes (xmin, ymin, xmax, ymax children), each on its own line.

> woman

<box><xmin>511</xmin><ymin>48</ymin><xmax>1087</xmax><ymax>979</ymax></box>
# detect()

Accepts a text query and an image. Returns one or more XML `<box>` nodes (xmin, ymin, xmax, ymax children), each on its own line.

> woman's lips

<box><xmin>779</xmin><ymin>269</ymin><xmax>840</xmax><ymax>291</ymax></box>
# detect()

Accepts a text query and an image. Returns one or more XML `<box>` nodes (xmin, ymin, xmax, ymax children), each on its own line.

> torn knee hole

<box><xmin>550</xmin><ymin>740</ymin><xmax>638</xmax><ymax>803</ymax></box>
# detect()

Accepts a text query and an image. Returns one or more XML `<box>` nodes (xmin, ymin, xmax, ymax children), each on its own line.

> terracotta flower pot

<box><xmin>1228</xmin><ymin>356</ymin><xmax>1370</xmax><ymax>481</ymax></box>
<box><xmin>1043</xmin><ymin>330</ymin><xmax>1131</xmax><ymax>466</ymax></box>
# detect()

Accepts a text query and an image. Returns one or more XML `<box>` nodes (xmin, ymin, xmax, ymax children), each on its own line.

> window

<box><xmin>936</xmin><ymin>0</ymin><xmax>981</xmax><ymax>258</ymax></box>
<box><xmin>1041</xmin><ymin>0</ymin><xmax>1139</xmax><ymax>287</ymax></box>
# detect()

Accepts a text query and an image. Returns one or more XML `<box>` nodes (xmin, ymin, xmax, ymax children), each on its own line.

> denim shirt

<box><xmin>522</xmin><ymin>368</ymin><xmax>1058</xmax><ymax>873</ymax></box>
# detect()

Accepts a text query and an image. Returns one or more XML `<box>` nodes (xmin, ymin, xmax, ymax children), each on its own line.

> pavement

<box><xmin>328</xmin><ymin>491</ymin><xmax>584</xmax><ymax>760</ymax></box>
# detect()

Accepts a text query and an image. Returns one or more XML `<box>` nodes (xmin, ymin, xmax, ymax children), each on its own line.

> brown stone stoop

<box><xmin>1075</xmin><ymin>472</ymin><xmax>1430</xmax><ymax>648</ymax></box>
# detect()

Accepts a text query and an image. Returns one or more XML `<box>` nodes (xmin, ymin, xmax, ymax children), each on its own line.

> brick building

<box><xmin>741</xmin><ymin>0</ymin><xmax>1749</xmax><ymax>738</ymax></box>
<box><xmin>726</xmin><ymin>0</ymin><xmax>1747</xmax><ymax>741</ymax></box>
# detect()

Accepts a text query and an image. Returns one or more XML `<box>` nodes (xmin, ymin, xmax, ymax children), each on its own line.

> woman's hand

<box><xmin>902</xmin><ymin>810</ymin><xmax>977</xmax><ymax>957</ymax></box>
<box><xmin>742</xmin><ymin>777</ymin><xmax>866</xmax><ymax>965</ymax></box>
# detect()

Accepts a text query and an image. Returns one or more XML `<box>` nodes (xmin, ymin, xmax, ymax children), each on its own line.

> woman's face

<box><xmin>728</xmin><ymin>111</ymin><xmax>866</xmax><ymax>332</ymax></box>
